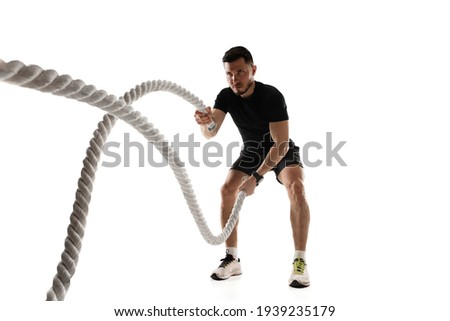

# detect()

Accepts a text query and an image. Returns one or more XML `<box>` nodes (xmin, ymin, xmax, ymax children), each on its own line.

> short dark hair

<box><xmin>222</xmin><ymin>46</ymin><xmax>254</xmax><ymax>65</ymax></box>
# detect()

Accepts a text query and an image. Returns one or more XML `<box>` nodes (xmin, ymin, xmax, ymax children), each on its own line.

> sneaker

<box><xmin>289</xmin><ymin>258</ymin><xmax>310</xmax><ymax>288</ymax></box>
<box><xmin>210</xmin><ymin>254</ymin><xmax>242</xmax><ymax>280</ymax></box>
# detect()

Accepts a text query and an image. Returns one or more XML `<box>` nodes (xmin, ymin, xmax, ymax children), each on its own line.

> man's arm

<box><xmin>239</xmin><ymin>120</ymin><xmax>290</xmax><ymax>195</ymax></box>
<box><xmin>194</xmin><ymin>107</ymin><xmax>226</xmax><ymax>139</ymax></box>
<box><xmin>256</xmin><ymin>120</ymin><xmax>290</xmax><ymax>176</ymax></box>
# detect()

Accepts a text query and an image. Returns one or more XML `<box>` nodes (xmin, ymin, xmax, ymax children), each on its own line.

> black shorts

<box><xmin>231</xmin><ymin>144</ymin><xmax>303</xmax><ymax>184</ymax></box>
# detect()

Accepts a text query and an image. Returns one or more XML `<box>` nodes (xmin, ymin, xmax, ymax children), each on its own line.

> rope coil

<box><xmin>0</xmin><ymin>59</ymin><xmax>245</xmax><ymax>301</ymax></box>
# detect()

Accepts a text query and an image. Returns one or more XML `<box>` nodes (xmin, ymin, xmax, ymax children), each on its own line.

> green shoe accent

<box><xmin>293</xmin><ymin>258</ymin><xmax>307</xmax><ymax>274</ymax></box>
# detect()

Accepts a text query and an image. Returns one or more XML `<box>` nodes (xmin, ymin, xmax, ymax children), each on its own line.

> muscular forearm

<box><xmin>256</xmin><ymin>141</ymin><xmax>290</xmax><ymax>175</ymax></box>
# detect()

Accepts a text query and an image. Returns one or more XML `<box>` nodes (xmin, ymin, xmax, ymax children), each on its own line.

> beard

<box><xmin>233</xmin><ymin>80</ymin><xmax>254</xmax><ymax>96</ymax></box>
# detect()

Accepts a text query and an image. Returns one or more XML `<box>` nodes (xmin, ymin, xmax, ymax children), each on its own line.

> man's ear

<box><xmin>252</xmin><ymin>64</ymin><xmax>257</xmax><ymax>76</ymax></box>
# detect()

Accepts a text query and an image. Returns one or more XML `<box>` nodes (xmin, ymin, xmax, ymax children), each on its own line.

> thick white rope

<box><xmin>0</xmin><ymin>59</ymin><xmax>246</xmax><ymax>300</ymax></box>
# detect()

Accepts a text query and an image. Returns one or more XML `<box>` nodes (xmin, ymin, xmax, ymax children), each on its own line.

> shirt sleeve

<box><xmin>213</xmin><ymin>88</ymin><xmax>229</xmax><ymax>114</ymax></box>
<box><xmin>266</xmin><ymin>89</ymin><xmax>289</xmax><ymax>122</ymax></box>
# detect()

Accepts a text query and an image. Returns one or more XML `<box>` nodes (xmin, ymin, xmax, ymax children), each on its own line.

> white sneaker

<box><xmin>210</xmin><ymin>254</ymin><xmax>242</xmax><ymax>280</ymax></box>
<box><xmin>289</xmin><ymin>258</ymin><xmax>310</xmax><ymax>288</ymax></box>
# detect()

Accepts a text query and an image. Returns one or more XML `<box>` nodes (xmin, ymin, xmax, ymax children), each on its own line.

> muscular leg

<box><xmin>220</xmin><ymin>169</ymin><xmax>249</xmax><ymax>248</ymax></box>
<box><xmin>278</xmin><ymin>165</ymin><xmax>310</xmax><ymax>251</ymax></box>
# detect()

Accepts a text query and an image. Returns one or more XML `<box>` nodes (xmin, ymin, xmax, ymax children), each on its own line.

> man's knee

<box><xmin>286</xmin><ymin>179</ymin><xmax>306</xmax><ymax>204</ymax></box>
<box><xmin>221</xmin><ymin>171</ymin><xmax>247</xmax><ymax>199</ymax></box>
<box><xmin>221</xmin><ymin>181</ymin><xmax>238</xmax><ymax>199</ymax></box>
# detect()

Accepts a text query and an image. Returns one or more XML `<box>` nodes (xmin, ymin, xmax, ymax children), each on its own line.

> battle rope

<box><xmin>0</xmin><ymin>59</ymin><xmax>246</xmax><ymax>300</ymax></box>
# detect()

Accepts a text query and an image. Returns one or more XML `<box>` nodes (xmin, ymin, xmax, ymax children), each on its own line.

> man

<box><xmin>194</xmin><ymin>46</ymin><xmax>310</xmax><ymax>288</ymax></box>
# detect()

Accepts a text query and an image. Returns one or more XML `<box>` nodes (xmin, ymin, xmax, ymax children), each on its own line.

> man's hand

<box><xmin>194</xmin><ymin>107</ymin><xmax>213</xmax><ymax>126</ymax></box>
<box><xmin>238</xmin><ymin>175</ymin><xmax>257</xmax><ymax>196</ymax></box>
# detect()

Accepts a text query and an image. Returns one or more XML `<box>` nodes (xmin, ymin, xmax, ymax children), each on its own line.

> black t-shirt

<box><xmin>214</xmin><ymin>81</ymin><xmax>293</xmax><ymax>150</ymax></box>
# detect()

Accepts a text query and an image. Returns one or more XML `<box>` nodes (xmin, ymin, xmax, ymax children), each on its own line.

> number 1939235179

<box><xmin>255</xmin><ymin>305</ymin><xmax>335</xmax><ymax>317</ymax></box>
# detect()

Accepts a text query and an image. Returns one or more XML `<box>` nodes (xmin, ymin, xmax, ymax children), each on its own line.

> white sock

<box><xmin>294</xmin><ymin>250</ymin><xmax>306</xmax><ymax>260</ymax></box>
<box><xmin>226</xmin><ymin>247</ymin><xmax>238</xmax><ymax>259</ymax></box>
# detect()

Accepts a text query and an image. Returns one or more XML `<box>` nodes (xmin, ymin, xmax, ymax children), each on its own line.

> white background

<box><xmin>1</xmin><ymin>0</ymin><xmax>449</xmax><ymax>320</ymax></box>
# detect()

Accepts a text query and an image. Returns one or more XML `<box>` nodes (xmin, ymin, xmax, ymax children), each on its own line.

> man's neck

<box><xmin>240</xmin><ymin>80</ymin><xmax>256</xmax><ymax>99</ymax></box>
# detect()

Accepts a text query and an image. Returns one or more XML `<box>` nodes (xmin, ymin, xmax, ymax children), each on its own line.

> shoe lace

<box><xmin>219</xmin><ymin>254</ymin><xmax>235</xmax><ymax>268</ymax></box>
<box><xmin>293</xmin><ymin>258</ymin><xmax>307</xmax><ymax>274</ymax></box>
